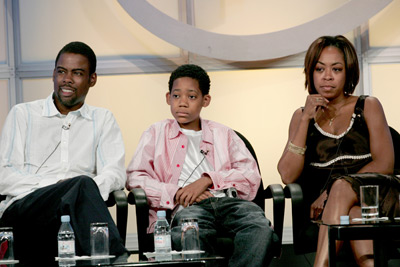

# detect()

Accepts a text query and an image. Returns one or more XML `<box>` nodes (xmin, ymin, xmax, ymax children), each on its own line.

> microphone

<box><xmin>200</xmin><ymin>150</ymin><xmax>209</xmax><ymax>156</ymax></box>
<box><xmin>62</xmin><ymin>123</ymin><xmax>71</xmax><ymax>130</ymax></box>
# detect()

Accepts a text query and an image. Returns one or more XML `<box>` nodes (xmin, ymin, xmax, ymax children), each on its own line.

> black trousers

<box><xmin>0</xmin><ymin>176</ymin><xmax>127</xmax><ymax>261</ymax></box>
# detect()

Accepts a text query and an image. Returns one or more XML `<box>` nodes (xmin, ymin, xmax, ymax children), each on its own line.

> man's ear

<box><xmin>52</xmin><ymin>69</ymin><xmax>56</xmax><ymax>82</ymax></box>
<box><xmin>202</xmin><ymin>94</ymin><xmax>211</xmax><ymax>107</ymax></box>
<box><xmin>89</xmin><ymin>73</ymin><xmax>97</xmax><ymax>87</ymax></box>
<box><xmin>166</xmin><ymin>92</ymin><xmax>171</xmax><ymax>105</ymax></box>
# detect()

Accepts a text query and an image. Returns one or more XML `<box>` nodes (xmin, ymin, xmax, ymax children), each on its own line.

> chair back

<box><xmin>234</xmin><ymin>130</ymin><xmax>284</xmax><ymax>259</ymax></box>
<box><xmin>389</xmin><ymin>126</ymin><xmax>400</xmax><ymax>174</ymax></box>
<box><xmin>234</xmin><ymin>130</ymin><xmax>265</xmax><ymax>211</ymax></box>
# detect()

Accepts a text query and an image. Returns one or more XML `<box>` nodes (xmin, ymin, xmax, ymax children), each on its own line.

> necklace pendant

<box><xmin>329</xmin><ymin>119</ymin><xmax>333</xmax><ymax>126</ymax></box>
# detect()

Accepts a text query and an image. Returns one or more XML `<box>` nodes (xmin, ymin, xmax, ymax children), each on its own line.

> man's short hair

<box><xmin>55</xmin><ymin>41</ymin><xmax>97</xmax><ymax>75</ymax></box>
<box><xmin>168</xmin><ymin>64</ymin><xmax>211</xmax><ymax>95</ymax></box>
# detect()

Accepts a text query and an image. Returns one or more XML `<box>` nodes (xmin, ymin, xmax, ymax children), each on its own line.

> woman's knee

<box><xmin>329</xmin><ymin>179</ymin><xmax>354</xmax><ymax>198</ymax></box>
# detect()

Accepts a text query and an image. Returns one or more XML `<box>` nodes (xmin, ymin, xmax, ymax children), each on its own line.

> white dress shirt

<box><xmin>0</xmin><ymin>94</ymin><xmax>126</xmax><ymax>218</ymax></box>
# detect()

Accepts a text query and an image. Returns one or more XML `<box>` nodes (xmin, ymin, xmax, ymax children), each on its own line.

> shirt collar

<box><xmin>169</xmin><ymin>118</ymin><xmax>213</xmax><ymax>145</ymax></box>
<box><xmin>42</xmin><ymin>93</ymin><xmax>92</xmax><ymax>120</ymax></box>
<box><xmin>200</xmin><ymin>118</ymin><xmax>213</xmax><ymax>145</ymax></box>
<box><xmin>169</xmin><ymin>119</ymin><xmax>182</xmax><ymax>139</ymax></box>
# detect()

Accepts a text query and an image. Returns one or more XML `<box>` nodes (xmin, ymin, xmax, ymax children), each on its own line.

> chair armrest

<box><xmin>283</xmin><ymin>183</ymin><xmax>307</xmax><ymax>252</ymax></box>
<box><xmin>106</xmin><ymin>189</ymin><xmax>128</xmax><ymax>245</ymax></box>
<box><xmin>264</xmin><ymin>183</ymin><xmax>285</xmax><ymax>255</ymax></box>
<box><xmin>128</xmin><ymin>188</ymin><xmax>150</xmax><ymax>260</ymax></box>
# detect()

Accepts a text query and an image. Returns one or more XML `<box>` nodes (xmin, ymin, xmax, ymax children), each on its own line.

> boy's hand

<box><xmin>195</xmin><ymin>191</ymin><xmax>214</xmax><ymax>203</ymax></box>
<box><xmin>175</xmin><ymin>176</ymin><xmax>213</xmax><ymax>207</ymax></box>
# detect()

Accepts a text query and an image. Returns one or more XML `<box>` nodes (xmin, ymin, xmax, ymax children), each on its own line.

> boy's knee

<box><xmin>254</xmin><ymin>218</ymin><xmax>274</xmax><ymax>237</ymax></box>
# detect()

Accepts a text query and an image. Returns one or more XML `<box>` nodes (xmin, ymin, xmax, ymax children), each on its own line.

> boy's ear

<box><xmin>202</xmin><ymin>94</ymin><xmax>211</xmax><ymax>107</ymax></box>
<box><xmin>166</xmin><ymin>92</ymin><xmax>171</xmax><ymax>105</ymax></box>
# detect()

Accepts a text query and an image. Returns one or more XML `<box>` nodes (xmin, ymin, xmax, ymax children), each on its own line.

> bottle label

<box><xmin>154</xmin><ymin>235</ymin><xmax>171</xmax><ymax>249</ymax></box>
<box><xmin>58</xmin><ymin>240</ymin><xmax>75</xmax><ymax>254</ymax></box>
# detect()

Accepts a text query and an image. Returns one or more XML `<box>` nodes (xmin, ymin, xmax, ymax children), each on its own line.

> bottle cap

<box><xmin>61</xmin><ymin>215</ymin><xmax>71</xmax><ymax>222</ymax></box>
<box><xmin>157</xmin><ymin>210</ymin><xmax>166</xmax><ymax>218</ymax></box>
<box><xmin>340</xmin><ymin>215</ymin><xmax>349</xmax><ymax>224</ymax></box>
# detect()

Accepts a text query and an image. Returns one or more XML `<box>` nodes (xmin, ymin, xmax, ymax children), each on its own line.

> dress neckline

<box><xmin>314</xmin><ymin>113</ymin><xmax>356</xmax><ymax>139</ymax></box>
<box><xmin>313</xmin><ymin>95</ymin><xmax>366</xmax><ymax>139</ymax></box>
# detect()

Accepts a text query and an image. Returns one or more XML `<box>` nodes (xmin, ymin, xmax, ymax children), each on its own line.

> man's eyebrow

<box><xmin>56</xmin><ymin>66</ymin><xmax>86</xmax><ymax>72</ymax></box>
<box><xmin>72</xmin><ymin>68</ymin><xmax>86</xmax><ymax>72</ymax></box>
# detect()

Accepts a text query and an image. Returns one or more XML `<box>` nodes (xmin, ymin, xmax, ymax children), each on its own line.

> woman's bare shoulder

<box><xmin>364</xmin><ymin>96</ymin><xmax>385</xmax><ymax>114</ymax></box>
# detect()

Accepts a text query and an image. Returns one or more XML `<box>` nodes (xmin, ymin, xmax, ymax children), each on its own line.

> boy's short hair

<box><xmin>304</xmin><ymin>35</ymin><xmax>359</xmax><ymax>95</ymax></box>
<box><xmin>55</xmin><ymin>41</ymin><xmax>97</xmax><ymax>76</ymax></box>
<box><xmin>168</xmin><ymin>64</ymin><xmax>210</xmax><ymax>95</ymax></box>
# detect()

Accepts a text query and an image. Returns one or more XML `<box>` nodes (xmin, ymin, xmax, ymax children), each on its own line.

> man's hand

<box><xmin>175</xmin><ymin>176</ymin><xmax>213</xmax><ymax>207</ymax></box>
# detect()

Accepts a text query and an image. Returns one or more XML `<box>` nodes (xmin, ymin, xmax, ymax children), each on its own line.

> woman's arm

<box><xmin>278</xmin><ymin>94</ymin><xmax>328</xmax><ymax>184</ymax></box>
<box><xmin>358</xmin><ymin>96</ymin><xmax>394</xmax><ymax>174</ymax></box>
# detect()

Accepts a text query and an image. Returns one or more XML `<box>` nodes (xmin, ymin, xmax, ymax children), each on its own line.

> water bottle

<box><xmin>154</xmin><ymin>210</ymin><xmax>172</xmax><ymax>254</ymax></box>
<box><xmin>58</xmin><ymin>215</ymin><xmax>76</xmax><ymax>259</ymax></box>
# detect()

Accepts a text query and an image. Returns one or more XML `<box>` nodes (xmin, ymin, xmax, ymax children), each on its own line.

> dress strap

<box><xmin>354</xmin><ymin>95</ymin><xmax>368</xmax><ymax>116</ymax></box>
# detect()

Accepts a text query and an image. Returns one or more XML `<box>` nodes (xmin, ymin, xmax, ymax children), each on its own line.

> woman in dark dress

<box><xmin>278</xmin><ymin>35</ymin><xmax>399</xmax><ymax>267</ymax></box>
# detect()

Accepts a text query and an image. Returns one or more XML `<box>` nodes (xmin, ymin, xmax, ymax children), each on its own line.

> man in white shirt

<box><xmin>0</xmin><ymin>42</ymin><xmax>127</xmax><ymax>261</ymax></box>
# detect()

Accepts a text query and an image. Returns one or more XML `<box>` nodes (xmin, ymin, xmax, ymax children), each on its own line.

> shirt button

<box><xmin>177</xmin><ymin>164</ymin><xmax>180</xmax><ymax>168</ymax></box>
<box><xmin>182</xmin><ymin>145</ymin><xmax>185</xmax><ymax>148</ymax></box>
<box><xmin>233</xmin><ymin>184</ymin><xmax>236</xmax><ymax>187</ymax></box>
<box><xmin>166</xmin><ymin>201</ymin><xmax>170</xmax><ymax>205</ymax></box>
<box><xmin>217</xmin><ymin>185</ymin><xmax>220</xmax><ymax>188</ymax></box>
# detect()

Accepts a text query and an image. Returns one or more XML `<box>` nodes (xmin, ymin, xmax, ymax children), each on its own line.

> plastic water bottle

<box><xmin>154</xmin><ymin>210</ymin><xmax>172</xmax><ymax>254</ymax></box>
<box><xmin>58</xmin><ymin>215</ymin><xmax>76</xmax><ymax>259</ymax></box>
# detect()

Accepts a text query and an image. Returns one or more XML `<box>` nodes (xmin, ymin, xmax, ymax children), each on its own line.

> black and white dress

<box><xmin>298</xmin><ymin>95</ymin><xmax>400</xmax><ymax>218</ymax></box>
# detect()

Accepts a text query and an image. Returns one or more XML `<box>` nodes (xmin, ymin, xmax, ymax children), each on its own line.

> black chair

<box><xmin>0</xmin><ymin>190</ymin><xmax>128</xmax><ymax>245</ymax></box>
<box><xmin>128</xmin><ymin>130</ymin><xmax>285</xmax><ymax>263</ymax></box>
<box><xmin>105</xmin><ymin>189</ymin><xmax>128</xmax><ymax>245</ymax></box>
<box><xmin>284</xmin><ymin>126</ymin><xmax>400</xmax><ymax>255</ymax></box>
<box><xmin>390</xmin><ymin>126</ymin><xmax>400</xmax><ymax>174</ymax></box>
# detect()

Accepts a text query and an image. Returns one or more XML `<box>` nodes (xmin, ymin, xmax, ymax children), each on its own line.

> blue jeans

<box><xmin>171</xmin><ymin>197</ymin><xmax>274</xmax><ymax>267</ymax></box>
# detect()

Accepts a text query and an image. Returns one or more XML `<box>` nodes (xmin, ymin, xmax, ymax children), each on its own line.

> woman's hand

<box><xmin>303</xmin><ymin>94</ymin><xmax>329</xmax><ymax>121</ymax></box>
<box><xmin>310</xmin><ymin>190</ymin><xmax>328</xmax><ymax>220</ymax></box>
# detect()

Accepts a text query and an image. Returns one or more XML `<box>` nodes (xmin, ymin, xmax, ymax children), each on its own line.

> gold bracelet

<box><xmin>287</xmin><ymin>141</ymin><xmax>306</xmax><ymax>155</ymax></box>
